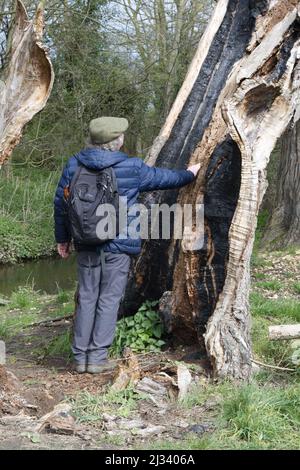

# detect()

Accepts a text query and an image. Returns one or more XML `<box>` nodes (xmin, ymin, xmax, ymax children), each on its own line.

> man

<box><xmin>54</xmin><ymin>117</ymin><xmax>200</xmax><ymax>374</ymax></box>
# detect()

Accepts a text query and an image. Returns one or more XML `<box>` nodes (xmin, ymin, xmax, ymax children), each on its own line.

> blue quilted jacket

<box><xmin>54</xmin><ymin>148</ymin><xmax>195</xmax><ymax>255</ymax></box>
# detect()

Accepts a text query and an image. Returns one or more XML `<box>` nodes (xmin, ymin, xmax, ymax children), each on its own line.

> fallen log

<box><xmin>269</xmin><ymin>324</ymin><xmax>300</xmax><ymax>341</ymax></box>
<box><xmin>123</xmin><ymin>0</ymin><xmax>300</xmax><ymax>380</ymax></box>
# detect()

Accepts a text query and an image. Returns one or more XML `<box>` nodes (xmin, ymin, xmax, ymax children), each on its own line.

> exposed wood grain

<box><xmin>0</xmin><ymin>0</ymin><xmax>54</xmax><ymax>167</ymax></box>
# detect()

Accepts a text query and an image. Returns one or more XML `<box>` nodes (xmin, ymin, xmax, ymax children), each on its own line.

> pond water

<box><xmin>0</xmin><ymin>255</ymin><xmax>78</xmax><ymax>297</ymax></box>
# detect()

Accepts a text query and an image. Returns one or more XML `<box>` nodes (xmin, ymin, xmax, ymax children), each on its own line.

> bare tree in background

<box><xmin>115</xmin><ymin>0</ymin><xmax>213</xmax><ymax>147</ymax></box>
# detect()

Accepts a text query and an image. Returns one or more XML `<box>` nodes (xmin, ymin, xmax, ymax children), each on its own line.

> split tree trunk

<box><xmin>123</xmin><ymin>0</ymin><xmax>300</xmax><ymax>380</ymax></box>
<box><xmin>263</xmin><ymin>119</ymin><xmax>300</xmax><ymax>247</ymax></box>
<box><xmin>0</xmin><ymin>0</ymin><xmax>54</xmax><ymax>167</ymax></box>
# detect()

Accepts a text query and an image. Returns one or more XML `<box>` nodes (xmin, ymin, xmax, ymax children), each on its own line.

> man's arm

<box><xmin>139</xmin><ymin>161</ymin><xmax>200</xmax><ymax>192</ymax></box>
<box><xmin>54</xmin><ymin>161</ymin><xmax>72</xmax><ymax>255</ymax></box>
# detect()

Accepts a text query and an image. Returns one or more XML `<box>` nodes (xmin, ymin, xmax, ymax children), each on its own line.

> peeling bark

<box><xmin>124</xmin><ymin>0</ymin><xmax>300</xmax><ymax>380</ymax></box>
<box><xmin>0</xmin><ymin>0</ymin><xmax>54</xmax><ymax>167</ymax></box>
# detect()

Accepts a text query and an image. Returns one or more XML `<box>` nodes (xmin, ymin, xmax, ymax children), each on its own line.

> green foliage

<box><xmin>110</xmin><ymin>301</ymin><xmax>165</xmax><ymax>356</ymax></box>
<box><xmin>10</xmin><ymin>285</ymin><xmax>39</xmax><ymax>310</ymax></box>
<box><xmin>0</xmin><ymin>169</ymin><xmax>57</xmax><ymax>263</ymax></box>
<box><xmin>56</xmin><ymin>288</ymin><xmax>72</xmax><ymax>305</ymax></box>
<box><xmin>13</xmin><ymin>0</ymin><xmax>143</xmax><ymax>163</ymax></box>
<box><xmin>1</xmin><ymin>0</ymin><xmax>212</xmax><ymax>264</ymax></box>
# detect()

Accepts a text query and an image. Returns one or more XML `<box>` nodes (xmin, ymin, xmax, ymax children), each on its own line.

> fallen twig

<box><xmin>23</xmin><ymin>315</ymin><xmax>73</xmax><ymax>329</ymax></box>
<box><xmin>252</xmin><ymin>359</ymin><xmax>295</xmax><ymax>372</ymax></box>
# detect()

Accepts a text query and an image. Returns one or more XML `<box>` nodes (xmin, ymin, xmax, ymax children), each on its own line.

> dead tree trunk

<box><xmin>0</xmin><ymin>0</ymin><xmax>54</xmax><ymax>167</ymax></box>
<box><xmin>123</xmin><ymin>0</ymin><xmax>300</xmax><ymax>380</ymax></box>
<box><xmin>263</xmin><ymin>119</ymin><xmax>300</xmax><ymax>247</ymax></box>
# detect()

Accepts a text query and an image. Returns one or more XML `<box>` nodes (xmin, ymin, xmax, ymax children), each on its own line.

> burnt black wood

<box><xmin>122</xmin><ymin>0</ymin><xmax>268</xmax><ymax>318</ymax></box>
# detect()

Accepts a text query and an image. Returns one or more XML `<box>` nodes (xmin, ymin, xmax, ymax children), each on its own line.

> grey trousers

<box><xmin>72</xmin><ymin>250</ymin><xmax>131</xmax><ymax>364</ymax></box>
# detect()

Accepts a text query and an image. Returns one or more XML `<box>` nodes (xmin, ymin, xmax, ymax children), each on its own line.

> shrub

<box><xmin>110</xmin><ymin>300</ymin><xmax>165</xmax><ymax>357</ymax></box>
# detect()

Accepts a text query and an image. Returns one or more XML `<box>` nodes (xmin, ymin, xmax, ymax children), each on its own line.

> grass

<box><xmin>143</xmin><ymin>380</ymin><xmax>300</xmax><ymax>450</ymax></box>
<box><xmin>250</xmin><ymin>292</ymin><xmax>300</xmax><ymax>322</ymax></box>
<box><xmin>56</xmin><ymin>288</ymin><xmax>73</xmax><ymax>305</ymax></box>
<box><xmin>293</xmin><ymin>282</ymin><xmax>300</xmax><ymax>295</ymax></box>
<box><xmin>251</xmin><ymin>316</ymin><xmax>293</xmax><ymax>366</ymax></box>
<box><xmin>70</xmin><ymin>387</ymin><xmax>146</xmax><ymax>424</ymax></box>
<box><xmin>51</xmin><ymin>301</ymin><xmax>75</xmax><ymax>318</ymax></box>
<box><xmin>253</xmin><ymin>209</ymin><xmax>269</xmax><ymax>251</ymax></box>
<box><xmin>10</xmin><ymin>284</ymin><xmax>40</xmax><ymax>309</ymax></box>
<box><xmin>0</xmin><ymin>285</ymin><xmax>74</xmax><ymax>341</ymax></box>
<box><xmin>274</xmin><ymin>246</ymin><xmax>299</xmax><ymax>256</ymax></box>
<box><xmin>255</xmin><ymin>280</ymin><xmax>282</xmax><ymax>292</ymax></box>
<box><xmin>250</xmin><ymin>253</ymin><xmax>273</xmax><ymax>268</ymax></box>
<box><xmin>252</xmin><ymin>272</ymin><xmax>267</xmax><ymax>280</ymax></box>
<box><xmin>0</xmin><ymin>285</ymin><xmax>43</xmax><ymax>339</ymax></box>
<box><xmin>221</xmin><ymin>384</ymin><xmax>300</xmax><ymax>442</ymax></box>
<box><xmin>0</xmin><ymin>167</ymin><xmax>59</xmax><ymax>263</ymax></box>
<box><xmin>250</xmin><ymin>289</ymin><xmax>300</xmax><ymax>367</ymax></box>
<box><xmin>43</xmin><ymin>330</ymin><xmax>73</xmax><ymax>360</ymax></box>
<box><xmin>0</xmin><ymin>311</ymin><xmax>39</xmax><ymax>340</ymax></box>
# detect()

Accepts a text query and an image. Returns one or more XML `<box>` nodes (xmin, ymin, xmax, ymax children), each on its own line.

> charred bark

<box><xmin>0</xmin><ymin>1</ymin><xmax>54</xmax><ymax>167</ymax></box>
<box><xmin>123</xmin><ymin>0</ymin><xmax>300</xmax><ymax>380</ymax></box>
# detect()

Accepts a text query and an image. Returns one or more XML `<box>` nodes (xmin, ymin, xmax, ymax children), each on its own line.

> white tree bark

<box><xmin>204</xmin><ymin>1</ymin><xmax>300</xmax><ymax>379</ymax></box>
<box><xmin>0</xmin><ymin>0</ymin><xmax>54</xmax><ymax>167</ymax></box>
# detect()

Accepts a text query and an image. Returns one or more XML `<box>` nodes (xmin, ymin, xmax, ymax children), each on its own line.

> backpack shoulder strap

<box><xmin>69</xmin><ymin>156</ymin><xmax>83</xmax><ymax>193</ymax></box>
<box><xmin>108</xmin><ymin>166</ymin><xmax>118</xmax><ymax>193</ymax></box>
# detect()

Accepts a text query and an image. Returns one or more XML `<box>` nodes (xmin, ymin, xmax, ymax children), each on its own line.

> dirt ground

<box><xmin>1</xmin><ymin>249</ymin><xmax>299</xmax><ymax>450</ymax></box>
<box><xmin>0</xmin><ymin>323</ymin><xmax>213</xmax><ymax>450</ymax></box>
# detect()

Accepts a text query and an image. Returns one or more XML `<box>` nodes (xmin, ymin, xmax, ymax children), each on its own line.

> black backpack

<box><xmin>66</xmin><ymin>163</ymin><xmax>119</xmax><ymax>246</ymax></box>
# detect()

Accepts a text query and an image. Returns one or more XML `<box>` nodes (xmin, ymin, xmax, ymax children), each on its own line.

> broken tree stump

<box><xmin>0</xmin><ymin>0</ymin><xmax>54</xmax><ymax>167</ymax></box>
<box><xmin>269</xmin><ymin>324</ymin><xmax>300</xmax><ymax>341</ymax></box>
<box><xmin>123</xmin><ymin>0</ymin><xmax>300</xmax><ymax>380</ymax></box>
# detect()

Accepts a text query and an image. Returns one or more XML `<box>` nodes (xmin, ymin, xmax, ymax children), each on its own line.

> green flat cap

<box><xmin>89</xmin><ymin>116</ymin><xmax>129</xmax><ymax>145</ymax></box>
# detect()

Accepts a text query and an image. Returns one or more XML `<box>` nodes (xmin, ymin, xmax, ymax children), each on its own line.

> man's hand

<box><xmin>57</xmin><ymin>243</ymin><xmax>70</xmax><ymax>259</ymax></box>
<box><xmin>187</xmin><ymin>163</ymin><xmax>201</xmax><ymax>177</ymax></box>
